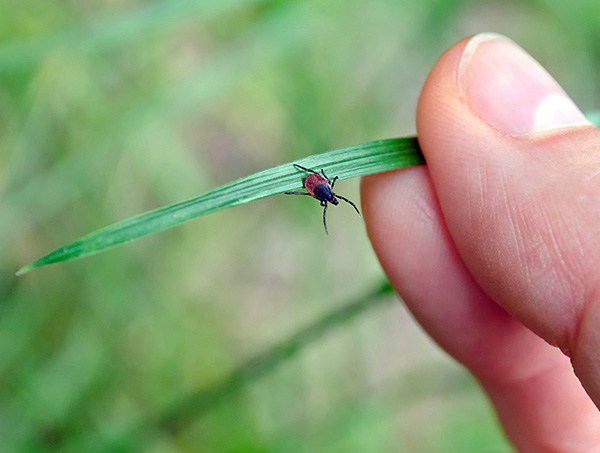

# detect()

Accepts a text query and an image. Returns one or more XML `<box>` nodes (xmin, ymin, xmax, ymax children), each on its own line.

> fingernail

<box><xmin>459</xmin><ymin>33</ymin><xmax>589</xmax><ymax>136</ymax></box>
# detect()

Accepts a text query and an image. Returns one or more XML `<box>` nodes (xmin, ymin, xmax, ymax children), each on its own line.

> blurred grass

<box><xmin>2</xmin><ymin>0</ymin><xmax>599</xmax><ymax>452</ymax></box>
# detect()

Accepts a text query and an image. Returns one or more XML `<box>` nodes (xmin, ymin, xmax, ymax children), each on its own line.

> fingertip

<box><xmin>415</xmin><ymin>33</ymin><xmax>600</xmax><ymax>356</ymax></box>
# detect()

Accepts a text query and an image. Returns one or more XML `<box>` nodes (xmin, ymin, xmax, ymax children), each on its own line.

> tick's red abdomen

<box><xmin>304</xmin><ymin>174</ymin><xmax>327</xmax><ymax>197</ymax></box>
<box><xmin>285</xmin><ymin>163</ymin><xmax>360</xmax><ymax>234</ymax></box>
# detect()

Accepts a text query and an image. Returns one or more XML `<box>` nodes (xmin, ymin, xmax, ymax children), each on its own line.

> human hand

<box><xmin>362</xmin><ymin>33</ymin><xmax>600</xmax><ymax>450</ymax></box>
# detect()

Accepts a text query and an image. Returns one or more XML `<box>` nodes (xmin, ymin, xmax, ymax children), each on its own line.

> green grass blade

<box><xmin>15</xmin><ymin>110</ymin><xmax>600</xmax><ymax>276</ymax></box>
<box><xmin>17</xmin><ymin>137</ymin><xmax>423</xmax><ymax>275</ymax></box>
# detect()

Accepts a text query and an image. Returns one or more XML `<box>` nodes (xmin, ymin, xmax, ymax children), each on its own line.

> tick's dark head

<box><xmin>313</xmin><ymin>183</ymin><xmax>336</xmax><ymax>203</ymax></box>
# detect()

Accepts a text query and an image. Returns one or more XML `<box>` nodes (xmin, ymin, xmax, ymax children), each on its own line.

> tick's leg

<box><xmin>285</xmin><ymin>191</ymin><xmax>311</xmax><ymax>196</ymax></box>
<box><xmin>293</xmin><ymin>164</ymin><xmax>320</xmax><ymax>175</ymax></box>
<box><xmin>330</xmin><ymin>176</ymin><xmax>339</xmax><ymax>188</ymax></box>
<box><xmin>322</xmin><ymin>202</ymin><xmax>329</xmax><ymax>235</ymax></box>
<box><xmin>320</xmin><ymin>169</ymin><xmax>332</xmax><ymax>184</ymax></box>
<box><xmin>335</xmin><ymin>194</ymin><xmax>361</xmax><ymax>216</ymax></box>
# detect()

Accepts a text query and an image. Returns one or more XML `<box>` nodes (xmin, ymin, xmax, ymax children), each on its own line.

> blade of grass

<box><xmin>16</xmin><ymin>110</ymin><xmax>600</xmax><ymax>276</ymax></box>
<box><xmin>17</xmin><ymin>137</ymin><xmax>423</xmax><ymax>275</ymax></box>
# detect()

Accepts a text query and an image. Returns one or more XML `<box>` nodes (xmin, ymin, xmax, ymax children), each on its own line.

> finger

<box><xmin>416</xmin><ymin>33</ymin><xmax>600</xmax><ymax>404</ymax></box>
<box><xmin>362</xmin><ymin>33</ymin><xmax>600</xmax><ymax>449</ymax></box>
<box><xmin>362</xmin><ymin>166</ymin><xmax>600</xmax><ymax>449</ymax></box>
<box><xmin>362</xmin><ymin>166</ymin><xmax>554</xmax><ymax>379</ymax></box>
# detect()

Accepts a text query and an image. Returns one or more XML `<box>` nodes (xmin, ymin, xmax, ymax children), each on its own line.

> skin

<box><xmin>361</xmin><ymin>35</ymin><xmax>600</xmax><ymax>450</ymax></box>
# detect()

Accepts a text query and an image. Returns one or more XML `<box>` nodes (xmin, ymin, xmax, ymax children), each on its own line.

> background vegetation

<box><xmin>2</xmin><ymin>0</ymin><xmax>599</xmax><ymax>451</ymax></box>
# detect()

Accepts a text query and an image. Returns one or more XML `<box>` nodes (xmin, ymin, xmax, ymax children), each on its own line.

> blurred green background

<box><xmin>2</xmin><ymin>0</ymin><xmax>599</xmax><ymax>451</ymax></box>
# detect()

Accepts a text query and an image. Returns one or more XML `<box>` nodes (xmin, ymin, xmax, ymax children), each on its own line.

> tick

<box><xmin>285</xmin><ymin>164</ymin><xmax>361</xmax><ymax>234</ymax></box>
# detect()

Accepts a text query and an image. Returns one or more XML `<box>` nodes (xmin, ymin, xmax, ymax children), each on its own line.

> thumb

<box><xmin>417</xmin><ymin>33</ymin><xmax>600</xmax><ymax>404</ymax></box>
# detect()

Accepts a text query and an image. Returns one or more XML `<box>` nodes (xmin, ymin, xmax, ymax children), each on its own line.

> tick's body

<box><xmin>285</xmin><ymin>164</ymin><xmax>360</xmax><ymax>234</ymax></box>
<box><xmin>303</xmin><ymin>173</ymin><xmax>330</xmax><ymax>199</ymax></box>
